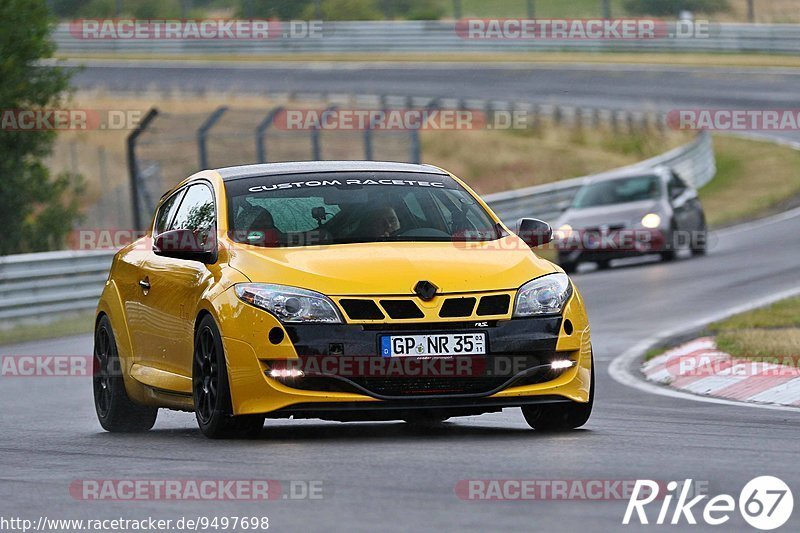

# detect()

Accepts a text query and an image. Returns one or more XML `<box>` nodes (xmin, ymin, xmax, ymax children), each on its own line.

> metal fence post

<box><xmin>311</xmin><ymin>104</ymin><xmax>337</xmax><ymax>160</ymax></box>
<box><xmin>410</xmin><ymin>98</ymin><xmax>440</xmax><ymax>164</ymax></box>
<box><xmin>126</xmin><ymin>107</ymin><xmax>159</xmax><ymax>231</ymax></box>
<box><xmin>197</xmin><ymin>106</ymin><xmax>228</xmax><ymax>170</ymax></box>
<box><xmin>255</xmin><ymin>106</ymin><xmax>285</xmax><ymax>163</ymax></box>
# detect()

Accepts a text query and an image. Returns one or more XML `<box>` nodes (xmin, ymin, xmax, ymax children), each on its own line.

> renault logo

<box><xmin>413</xmin><ymin>280</ymin><xmax>438</xmax><ymax>301</ymax></box>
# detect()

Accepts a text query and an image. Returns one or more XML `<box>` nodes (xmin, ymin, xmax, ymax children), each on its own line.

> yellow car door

<box><xmin>136</xmin><ymin>183</ymin><xmax>218</xmax><ymax>384</ymax></box>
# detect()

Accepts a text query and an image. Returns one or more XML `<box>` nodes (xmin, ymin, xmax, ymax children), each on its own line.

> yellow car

<box><xmin>93</xmin><ymin>162</ymin><xmax>593</xmax><ymax>438</ymax></box>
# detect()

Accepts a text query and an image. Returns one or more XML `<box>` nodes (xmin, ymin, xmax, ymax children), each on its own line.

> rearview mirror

<box><xmin>153</xmin><ymin>229</ymin><xmax>217</xmax><ymax>264</ymax></box>
<box><xmin>516</xmin><ymin>218</ymin><xmax>553</xmax><ymax>247</ymax></box>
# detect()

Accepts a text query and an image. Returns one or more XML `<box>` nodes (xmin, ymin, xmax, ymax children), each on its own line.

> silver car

<box><xmin>554</xmin><ymin>166</ymin><xmax>707</xmax><ymax>273</ymax></box>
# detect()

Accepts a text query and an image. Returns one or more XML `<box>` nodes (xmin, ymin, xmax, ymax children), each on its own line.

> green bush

<box><xmin>0</xmin><ymin>0</ymin><xmax>85</xmax><ymax>254</ymax></box>
<box><xmin>623</xmin><ymin>0</ymin><xmax>730</xmax><ymax>16</ymax></box>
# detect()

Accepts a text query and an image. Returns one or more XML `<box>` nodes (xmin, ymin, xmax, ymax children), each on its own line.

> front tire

<box><xmin>660</xmin><ymin>220</ymin><xmax>678</xmax><ymax>262</ymax></box>
<box><xmin>93</xmin><ymin>315</ymin><xmax>158</xmax><ymax>432</ymax></box>
<box><xmin>521</xmin><ymin>359</ymin><xmax>594</xmax><ymax>431</ymax></box>
<box><xmin>691</xmin><ymin>218</ymin><xmax>708</xmax><ymax>256</ymax></box>
<box><xmin>595</xmin><ymin>259</ymin><xmax>611</xmax><ymax>271</ymax></box>
<box><xmin>193</xmin><ymin>315</ymin><xmax>264</xmax><ymax>439</ymax></box>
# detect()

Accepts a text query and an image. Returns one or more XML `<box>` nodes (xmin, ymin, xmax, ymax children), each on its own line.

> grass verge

<box><xmin>708</xmin><ymin>297</ymin><xmax>800</xmax><ymax>359</ymax></box>
<box><xmin>645</xmin><ymin>297</ymin><xmax>800</xmax><ymax>362</ymax></box>
<box><xmin>0</xmin><ymin>312</ymin><xmax>95</xmax><ymax>347</ymax></box>
<box><xmin>701</xmin><ymin>136</ymin><xmax>800</xmax><ymax>227</ymax></box>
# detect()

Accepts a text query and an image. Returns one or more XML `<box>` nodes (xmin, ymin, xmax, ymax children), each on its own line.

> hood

<box><xmin>227</xmin><ymin>234</ymin><xmax>556</xmax><ymax>296</ymax></box>
<box><xmin>557</xmin><ymin>199</ymin><xmax>662</xmax><ymax>229</ymax></box>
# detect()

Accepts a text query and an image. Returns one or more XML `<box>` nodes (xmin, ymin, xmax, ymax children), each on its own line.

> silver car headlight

<box><xmin>513</xmin><ymin>273</ymin><xmax>573</xmax><ymax>317</ymax></box>
<box><xmin>640</xmin><ymin>213</ymin><xmax>662</xmax><ymax>229</ymax></box>
<box><xmin>234</xmin><ymin>283</ymin><xmax>343</xmax><ymax>324</ymax></box>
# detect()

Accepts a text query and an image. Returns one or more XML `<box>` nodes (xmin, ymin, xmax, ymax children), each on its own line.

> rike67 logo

<box><xmin>624</xmin><ymin>477</ymin><xmax>793</xmax><ymax>530</ymax></box>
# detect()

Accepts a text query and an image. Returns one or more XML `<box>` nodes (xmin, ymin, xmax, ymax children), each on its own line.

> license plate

<box><xmin>380</xmin><ymin>333</ymin><xmax>487</xmax><ymax>358</ymax></box>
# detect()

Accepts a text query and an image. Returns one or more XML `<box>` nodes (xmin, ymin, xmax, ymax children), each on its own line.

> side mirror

<box><xmin>516</xmin><ymin>218</ymin><xmax>553</xmax><ymax>247</ymax></box>
<box><xmin>153</xmin><ymin>229</ymin><xmax>217</xmax><ymax>264</ymax></box>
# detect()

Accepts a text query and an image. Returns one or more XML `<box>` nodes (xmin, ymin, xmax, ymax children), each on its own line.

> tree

<box><xmin>0</xmin><ymin>0</ymin><xmax>84</xmax><ymax>254</ymax></box>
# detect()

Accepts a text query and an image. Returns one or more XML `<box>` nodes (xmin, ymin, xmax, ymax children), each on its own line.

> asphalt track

<box><xmin>2</xmin><ymin>62</ymin><xmax>799</xmax><ymax>532</ymax></box>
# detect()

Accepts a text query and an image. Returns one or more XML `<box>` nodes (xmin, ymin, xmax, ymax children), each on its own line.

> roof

<box><xmin>215</xmin><ymin>161</ymin><xmax>447</xmax><ymax>181</ymax></box>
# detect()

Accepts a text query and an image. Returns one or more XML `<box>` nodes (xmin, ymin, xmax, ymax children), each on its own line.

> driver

<box><xmin>367</xmin><ymin>206</ymin><xmax>400</xmax><ymax>238</ymax></box>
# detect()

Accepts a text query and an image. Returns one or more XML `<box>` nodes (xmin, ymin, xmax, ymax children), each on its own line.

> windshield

<box><xmin>225</xmin><ymin>172</ymin><xmax>502</xmax><ymax>247</ymax></box>
<box><xmin>572</xmin><ymin>175</ymin><xmax>662</xmax><ymax>209</ymax></box>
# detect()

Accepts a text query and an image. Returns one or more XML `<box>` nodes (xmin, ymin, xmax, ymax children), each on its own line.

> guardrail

<box><xmin>486</xmin><ymin>130</ymin><xmax>715</xmax><ymax>223</ymax></box>
<box><xmin>0</xmin><ymin>250</ymin><xmax>114</xmax><ymax>322</ymax></box>
<box><xmin>0</xmin><ymin>131</ymin><xmax>714</xmax><ymax>324</ymax></box>
<box><xmin>54</xmin><ymin>22</ymin><xmax>800</xmax><ymax>55</ymax></box>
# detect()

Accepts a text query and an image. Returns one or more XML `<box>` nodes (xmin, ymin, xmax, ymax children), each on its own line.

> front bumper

<box><xmin>558</xmin><ymin>228</ymin><xmax>667</xmax><ymax>263</ymax></box>
<box><xmin>218</xmin><ymin>288</ymin><xmax>592</xmax><ymax>417</ymax></box>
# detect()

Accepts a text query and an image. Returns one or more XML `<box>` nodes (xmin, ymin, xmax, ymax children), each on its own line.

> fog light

<box><xmin>550</xmin><ymin>359</ymin><xmax>575</xmax><ymax>370</ymax></box>
<box><xmin>269</xmin><ymin>368</ymin><xmax>304</xmax><ymax>379</ymax></box>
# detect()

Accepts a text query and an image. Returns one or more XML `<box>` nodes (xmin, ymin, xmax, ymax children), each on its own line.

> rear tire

<box><xmin>595</xmin><ymin>259</ymin><xmax>611</xmax><ymax>271</ymax></box>
<box><xmin>692</xmin><ymin>219</ymin><xmax>708</xmax><ymax>257</ymax></box>
<box><xmin>521</xmin><ymin>358</ymin><xmax>594</xmax><ymax>431</ymax></box>
<box><xmin>193</xmin><ymin>315</ymin><xmax>264</xmax><ymax>439</ymax></box>
<box><xmin>93</xmin><ymin>315</ymin><xmax>158</xmax><ymax>432</ymax></box>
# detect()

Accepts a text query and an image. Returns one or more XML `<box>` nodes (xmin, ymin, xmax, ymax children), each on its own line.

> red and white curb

<box><xmin>642</xmin><ymin>337</ymin><xmax>800</xmax><ymax>408</ymax></box>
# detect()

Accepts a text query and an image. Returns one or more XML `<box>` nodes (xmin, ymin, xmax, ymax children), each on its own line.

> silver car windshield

<box><xmin>572</xmin><ymin>175</ymin><xmax>662</xmax><ymax>209</ymax></box>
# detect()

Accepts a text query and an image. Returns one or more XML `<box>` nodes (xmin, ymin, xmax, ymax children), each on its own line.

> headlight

<box><xmin>513</xmin><ymin>273</ymin><xmax>573</xmax><ymax>317</ymax></box>
<box><xmin>557</xmin><ymin>223</ymin><xmax>573</xmax><ymax>239</ymax></box>
<box><xmin>641</xmin><ymin>213</ymin><xmax>662</xmax><ymax>229</ymax></box>
<box><xmin>234</xmin><ymin>283</ymin><xmax>343</xmax><ymax>323</ymax></box>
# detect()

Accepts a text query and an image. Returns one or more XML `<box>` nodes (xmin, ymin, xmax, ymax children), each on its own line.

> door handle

<box><xmin>138</xmin><ymin>278</ymin><xmax>151</xmax><ymax>291</ymax></box>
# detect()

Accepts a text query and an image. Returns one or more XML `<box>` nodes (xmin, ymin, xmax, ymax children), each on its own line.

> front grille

<box><xmin>477</xmin><ymin>294</ymin><xmax>511</xmax><ymax>316</ymax></box>
<box><xmin>380</xmin><ymin>299</ymin><xmax>424</xmax><ymax>319</ymax></box>
<box><xmin>339</xmin><ymin>299</ymin><xmax>384</xmax><ymax>320</ymax></box>
<box><xmin>584</xmin><ymin>224</ymin><xmax>626</xmax><ymax>234</ymax></box>
<box><xmin>439</xmin><ymin>297</ymin><xmax>476</xmax><ymax>318</ymax></box>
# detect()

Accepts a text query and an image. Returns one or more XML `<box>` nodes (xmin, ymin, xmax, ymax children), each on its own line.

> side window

<box><xmin>154</xmin><ymin>190</ymin><xmax>184</xmax><ymax>235</ymax></box>
<box><xmin>171</xmin><ymin>184</ymin><xmax>215</xmax><ymax>233</ymax></box>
